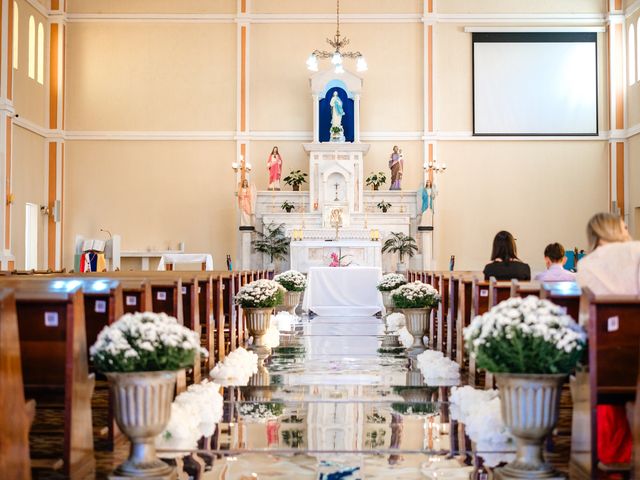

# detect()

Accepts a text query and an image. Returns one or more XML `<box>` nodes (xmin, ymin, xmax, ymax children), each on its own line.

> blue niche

<box><xmin>319</xmin><ymin>86</ymin><xmax>354</xmax><ymax>143</ymax></box>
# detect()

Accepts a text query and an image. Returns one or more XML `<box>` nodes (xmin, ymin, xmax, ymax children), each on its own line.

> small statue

<box><xmin>237</xmin><ymin>179</ymin><xmax>256</xmax><ymax>227</ymax></box>
<box><xmin>267</xmin><ymin>146</ymin><xmax>283</xmax><ymax>191</ymax></box>
<box><xmin>330</xmin><ymin>91</ymin><xmax>345</xmax><ymax>129</ymax></box>
<box><xmin>389</xmin><ymin>146</ymin><xmax>403</xmax><ymax>190</ymax></box>
<box><xmin>420</xmin><ymin>179</ymin><xmax>438</xmax><ymax>213</ymax></box>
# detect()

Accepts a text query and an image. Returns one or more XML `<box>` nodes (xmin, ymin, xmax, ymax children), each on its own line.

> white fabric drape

<box><xmin>157</xmin><ymin>253</ymin><xmax>214</xmax><ymax>271</ymax></box>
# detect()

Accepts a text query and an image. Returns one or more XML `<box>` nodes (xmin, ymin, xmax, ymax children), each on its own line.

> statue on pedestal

<box><xmin>419</xmin><ymin>179</ymin><xmax>437</xmax><ymax>227</ymax></box>
<box><xmin>267</xmin><ymin>146</ymin><xmax>283</xmax><ymax>191</ymax></box>
<box><xmin>329</xmin><ymin>91</ymin><xmax>345</xmax><ymax>142</ymax></box>
<box><xmin>389</xmin><ymin>146</ymin><xmax>404</xmax><ymax>190</ymax></box>
<box><xmin>237</xmin><ymin>179</ymin><xmax>256</xmax><ymax>227</ymax></box>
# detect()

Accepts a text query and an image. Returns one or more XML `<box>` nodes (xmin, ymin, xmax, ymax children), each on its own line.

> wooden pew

<box><xmin>7</xmin><ymin>280</ymin><xmax>95</xmax><ymax>476</ymax></box>
<box><xmin>121</xmin><ymin>278</ymin><xmax>153</xmax><ymax>314</ymax></box>
<box><xmin>468</xmin><ymin>278</ymin><xmax>492</xmax><ymax>387</ymax></box>
<box><xmin>0</xmin><ymin>289</ymin><xmax>34</xmax><ymax>480</ymax></box>
<box><xmin>446</xmin><ymin>273</ymin><xmax>459</xmax><ymax>360</ymax></box>
<box><xmin>510</xmin><ymin>279</ymin><xmax>541</xmax><ymax>299</ymax></box>
<box><xmin>574</xmin><ymin>289</ymin><xmax>640</xmax><ymax>478</ymax></box>
<box><xmin>488</xmin><ymin>277</ymin><xmax>511</xmax><ymax>308</ymax></box>
<box><xmin>541</xmin><ymin>281</ymin><xmax>581</xmax><ymax>322</ymax></box>
<box><xmin>456</xmin><ymin>276</ymin><xmax>476</xmax><ymax>370</ymax></box>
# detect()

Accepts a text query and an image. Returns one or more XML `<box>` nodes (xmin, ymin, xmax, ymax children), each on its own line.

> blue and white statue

<box><xmin>330</xmin><ymin>91</ymin><xmax>345</xmax><ymax>141</ymax></box>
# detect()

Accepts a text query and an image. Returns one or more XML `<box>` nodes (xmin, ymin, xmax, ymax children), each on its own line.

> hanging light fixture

<box><xmin>306</xmin><ymin>0</ymin><xmax>367</xmax><ymax>74</ymax></box>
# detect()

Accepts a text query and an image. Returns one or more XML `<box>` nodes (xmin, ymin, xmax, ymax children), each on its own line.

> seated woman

<box><xmin>483</xmin><ymin>231</ymin><xmax>531</xmax><ymax>281</ymax></box>
<box><xmin>576</xmin><ymin>212</ymin><xmax>640</xmax><ymax>466</ymax></box>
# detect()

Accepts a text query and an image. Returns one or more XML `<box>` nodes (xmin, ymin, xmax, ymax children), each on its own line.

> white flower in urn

<box><xmin>377</xmin><ymin>273</ymin><xmax>407</xmax><ymax>292</ymax></box>
<box><xmin>235</xmin><ymin>280</ymin><xmax>286</xmax><ymax>308</ymax></box>
<box><xmin>274</xmin><ymin>270</ymin><xmax>307</xmax><ymax>292</ymax></box>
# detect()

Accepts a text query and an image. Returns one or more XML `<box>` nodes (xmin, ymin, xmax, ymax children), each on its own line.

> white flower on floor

<box><xmin>264</xmin><ymin>322</ymin><xmax>281</xmax><ymax>349</ymax></box>
<box><xmin>386</xmin><ymin>312</ymin><xmax>406</xmax><ymax>331</ymax></box>
<box><xmin>415</xmin><ymin>350</ymin><xmax>460</xmax><ymax>382</ymax></box>
<box><xmin>273</xmin><ymin>311</ymin><xmax>296</xmax><ymax>331</ymax></box>
<box><xmin>397</xmin><ymin>326</ymin><xmax>414</xmax><ymax>348</ymax></box>
<box><xmin>209</xmin><ymin>347</ymin><xmax>259</xmax><ymax>386</ymax></box>
<box><xmin>449</xmin><ymin>386</ymin><xmax>515</xmax><ymax>467</ymax></box>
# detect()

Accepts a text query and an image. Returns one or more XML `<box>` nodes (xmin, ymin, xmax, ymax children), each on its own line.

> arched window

<box><xmin>37</xmin><ymin>22</ymin><xmax>43</xmax><ymax>84</ymax></box>
<box><xmin>28</xmin><ymin>16</ymin><xmax>35</xmax><ymax>79</ymax></box>
<box><xmin>12</xmin><ymin>2</ymin><xmax>18</xmax><ymax>69</ymax></box>
<box><xmin>629</xmin><ymin>24</ymin><xmax>636</xmax><ymax>86</ymax></box>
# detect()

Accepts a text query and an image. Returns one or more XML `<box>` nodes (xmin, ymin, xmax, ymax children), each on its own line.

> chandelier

<box><xmin>306</xmin><ymin>0</ymin><xmax>367</xmax><ymax>74</ymax></box>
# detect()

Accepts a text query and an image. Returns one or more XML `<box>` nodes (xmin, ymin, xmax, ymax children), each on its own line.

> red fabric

<box><xmin>597</xmin><ymin>404</ymin><xmax>632</xmax><ymax>464</ymax></box>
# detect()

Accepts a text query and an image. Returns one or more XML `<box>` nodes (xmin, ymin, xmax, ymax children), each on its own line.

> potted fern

<box><xmin>252</xmin><ymin>222</ymin><xmax>290</xmax><ymax>272</ymax></box>
<box><xmin>382</xmin><ymin>232</ymin><xmax>418</xmax><ymax>272</ymax></box>
<box><xmin>282</xmin><ymin>170</ymin><xmax>308</xmax><ymax>191</ymax></box>
<box><xmin>281</xmin><ymin>201</ymin><xmax>295</xmax><ymax>213</ymax></box>
<box><xmin>377</xmin><ymin>201</ymin><xmax>392</xmax><ymax>213</ymax></box>
<box><xmin>366</xmin><ymin>172</ymin><xmax>387</xmax><ymax>191</ymax></box>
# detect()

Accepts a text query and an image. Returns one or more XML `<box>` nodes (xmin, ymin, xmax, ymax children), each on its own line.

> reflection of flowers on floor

<box><xmin>209</xmin><ymin>347</ymin><xmax>258</xmax><ymax>386</ymax></box>
<box><xmin>449</xmin><ymin>386</ymin><xmax>515</xmax><ymax>467</ymax></box>
<box><xmin>415</xmin><ymin>350</ymin><xmax>460</xmax><ymax>382</ymax></box>
<box><xmin>238</xmin><ymin>401</ymin><xmax>285</xmax><ymax>422</ymax></box>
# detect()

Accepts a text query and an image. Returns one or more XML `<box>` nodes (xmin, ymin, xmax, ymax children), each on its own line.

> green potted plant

<box><xmin>282</xmin><ymin>170</ymin><xmax>308</xmax><ymax>191</ymax></box>
<box><xmin>281</xmin><ymin>200</ymin><xmax>295</xmax><ymax>213</ymax></box>
<box><xmin>377</xmin><ymin>201</ymin><xmax>392</xmax><ymax>213</ymax></box>
<box><xmin>252</xmin><ymin>222</ymin><xmax>290</xmax><ymax>271</ymax></box>
<box><xmin>366</xmin><ymin>172</ymin><xmax>387</xmax><ymax>191</ymax></box>
<box><xmin>381</xmin><ymin>232</ymin><xmax>418</xmax><ymax>272</ymax></box>
<box><xmin>463</xmin><ymin>296</ymin><xmax>586</xmax><ymax>478</ymax></box>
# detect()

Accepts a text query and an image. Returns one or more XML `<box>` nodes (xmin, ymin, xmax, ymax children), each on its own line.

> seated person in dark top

<box><xmin>482</xmin><ymin>230</ymin><xmax>531</xmax><ymax>280</ymax></box>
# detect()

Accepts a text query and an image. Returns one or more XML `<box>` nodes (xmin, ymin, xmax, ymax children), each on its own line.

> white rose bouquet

<box><xmin>391</xmin><ymin>281</ymin><xmax>440</xmax><ymax>309</ymax></box>
<box><xmin>90</xmin><ymin>312</ymin><xmax>205</xmax><ymax>373</ymax></box>
<box><xmin>464</xmin><ymin>296</ymin><xmax>586</xmax><ymax>374</ymax></box>
<box><xmin>274</xmin><ymin>270</ymin><xmax>307</xmax><ymax>292</ymax></box>
<box><xmin>235</xmin><ymin>279</ymin><xmax>285</xmax><ymax>308</ymax></box>
<box><xmin>376</xmin><ymin>273</ymin><xmax>407</xmax><ymax>292</ymax></box>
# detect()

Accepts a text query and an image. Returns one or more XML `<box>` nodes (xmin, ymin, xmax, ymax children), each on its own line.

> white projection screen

<box><xmin>473</xmin><ymin>32</ymin><xmax>598</xmax><ymax>136</ymax></box>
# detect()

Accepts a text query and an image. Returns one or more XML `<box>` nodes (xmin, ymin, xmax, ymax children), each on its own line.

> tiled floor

<box><xmin>30</xmin><ymin>315</ymin><xmax>572</xmax><ymax>479</ymax></box>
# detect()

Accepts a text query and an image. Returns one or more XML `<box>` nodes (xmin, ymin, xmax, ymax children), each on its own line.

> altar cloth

<box><xmin>302</xmin><ymin>266</ymin><xmax>383</xmax><ymax>316</ymax></box>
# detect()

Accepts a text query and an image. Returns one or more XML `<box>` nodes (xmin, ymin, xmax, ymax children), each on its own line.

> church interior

<box><xmin>2</xmin><ymin>0</ymin><xmax>640</xmax><ymax>479</ymax></box>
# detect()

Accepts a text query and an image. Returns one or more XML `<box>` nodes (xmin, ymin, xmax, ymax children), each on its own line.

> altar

<box><xmin>290</xmin><ymin>240</ymin><xmax>382</xmax><ymax>273</ymax></box>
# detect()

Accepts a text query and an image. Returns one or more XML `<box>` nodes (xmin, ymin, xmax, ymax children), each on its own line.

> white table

<box><xmin>157</xmin><ymin>253</ymin><xmax>213</xmax><ymax>271</ymax></box>
<box><xmin>302</xmin><ymin>266</ymin><xmax>383</xmax><ymax>316</ymax></box>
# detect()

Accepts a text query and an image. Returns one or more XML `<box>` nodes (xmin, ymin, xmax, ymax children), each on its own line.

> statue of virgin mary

<box><xmin>330</xmin><ymin>91</ymin><xmax>344</xmax><ymax>128</ymax></box>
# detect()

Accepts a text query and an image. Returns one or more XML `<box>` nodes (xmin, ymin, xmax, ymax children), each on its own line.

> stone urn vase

<box><xmin>494</xmin><ymin>373</ymin><xmax>566</xmax><ymax>480</ymax></box>
<box><xmin>401</xmin><ymin>308</ymin><xmax>431</xmax><ymax>353</ymax></box>
<box><xmin>381</xmin><ymin>291</ymin><xmax>394</xmax><ymax>314</ymax></box>
<box><xmin>277</xmin><ymin>290</ymin><xmax>302</xmax><ymax>315</ymax></box>
<box><xmin>245</xmin><ymin>307</ymin><xmax>273</xmax><ymax>356</ymax></box>
<box><xmin>106</xmin><ymin>371</ymin><xmax>177</xmax><ymax>479</ymax></box>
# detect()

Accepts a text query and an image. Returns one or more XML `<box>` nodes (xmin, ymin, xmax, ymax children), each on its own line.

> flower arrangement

<box><xmin>264</xmin><ymin>321</ymin><xmax>281</xmax><ymax>349</ymax></box>
<box><xmin>449</xmin><ymin>386</ymin><xmax>515</xmax><ymax>467</ymax></box>
<box><xmin>377</xmin><ymin>273</ymin><xmax>407</xmax><ymax>292</ymax></box>
<box><xmin>328</xmin><ymin>252</ymin><xmax>351</xmax><ymax>267</ymax></box>
<box><xmin>89</xmin><ymin>312</ymin><xmax>205</xmax><ymax>373</ymax></box>
<box><xmin>235</xmin><ymin>279</ymin><xmax>285</xmax><ymax>308</ymax></box>
<box><xmin>273</xmin><ymin>311</ymin><xmax>296</xmax><ymax>331</ymax></box>
<box><xmin>397</xmin><ymin>326</ymin><xmax>414</xmax><ymax>348</ymax></box>
<box><xmin>390</xmin><ymin>281</ymin><xmax>440</xmax><ymax>309</ymax></box>
<box><xmin>274</xmin><ymin>270</ymin><xmax>307</xmax><ymax>292</ymax></box>
<box><xmin>209</xmin><ymin>347</ymin><xmax>259</xmax><ymax>385</ymax></box>
<box><xmin>376</xmin><ymin>200</ymin><xmax>392</xmax><ymax>213</ymax></box>
<box><xmin>463</xmin><ymin>296</ymin><xmax>587</xmax><ymax>374</ymax></box>
<box><xmin>365</xmin><ymin>171</ymin><xmax>387</xmax><ymax>190</ymax></box>
<box><xmin>415</xmin><ymin>350</ymin><xmax>460</xmax><ymax>382</ymax></box>
<box><xmin>156</xmin><ymin>380</ymin><xmax>224</xmax><ymax>456</ymax></box>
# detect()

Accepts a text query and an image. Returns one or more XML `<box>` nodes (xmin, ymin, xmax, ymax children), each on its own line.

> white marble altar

<box><xmin>290</xmin><ymin>240</ymin><xmax>382</xmax><ymax>273</ymax></box>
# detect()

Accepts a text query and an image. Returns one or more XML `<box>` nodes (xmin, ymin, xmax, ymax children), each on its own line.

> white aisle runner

<box><xmin>301</xmin><ymin>266</ymin><xmax>384</xmax><ymax>316</ymax></box>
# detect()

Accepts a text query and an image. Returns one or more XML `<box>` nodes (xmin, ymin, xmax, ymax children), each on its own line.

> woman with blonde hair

<box><xmin>576</xmin><ymin>212</ymin><xmax>639</xmax><ymax>467</ymax></box>
<box><xmin>576</xmin><ymin>212</ymin><xmax>639</xmax><ymax>295</ymax></box>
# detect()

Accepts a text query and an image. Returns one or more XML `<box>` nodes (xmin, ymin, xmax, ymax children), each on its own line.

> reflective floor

<box><xmin>157</xmin><ymin>316</ymin><xmax>479</xmax><ymax>479</ymax></box>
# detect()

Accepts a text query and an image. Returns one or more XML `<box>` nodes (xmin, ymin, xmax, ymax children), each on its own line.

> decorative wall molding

<box><xmin>23</xmin><ymin>0</ymin><xmax>48</xmax><ymax>18</ymax></box>
<box><xmin>464</xmin><ymin>26</ymin><xmax>606</xmax><ymax>33</ymax></box>
<box><xmin>627</xmin><ymin>0</ymin><xmax>640</xmax><ymax>18</ymax></box>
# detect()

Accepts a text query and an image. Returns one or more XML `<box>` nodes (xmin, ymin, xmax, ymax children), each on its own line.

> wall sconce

<box><xmin>6</xmin><ymin>193</ymin><xmax>14</xmax><ymax>205</ymax></box>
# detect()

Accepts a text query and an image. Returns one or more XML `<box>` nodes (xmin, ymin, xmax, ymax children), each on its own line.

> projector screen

<box><xmin>473</xmin><ymin>32</ymin><xmax>598</xmax><ymax>136</ymax></box>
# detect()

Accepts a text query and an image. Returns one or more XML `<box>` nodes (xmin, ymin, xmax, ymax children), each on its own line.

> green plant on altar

<box><xmin>252</xmin><ymin>222</ymin><xmax>290</xmax><ymax>264</ymax></box>
<box><xmin>366</xmin><ymin>171</ymin><xmax>387</xmax><ymax>190</ymax></box>
<box><xmin>381</xmin><ymin>232</ymin><xmax>418</xmax><ymax>262</ymax></box>
<box><xmin>281</xmin><ymin>200</ymin><xmax>295</xmax><ymax>213</ymax></box>
<box><xmin>283</xmin><ymin>170</ymin><xmax>308</xmax><ymax>191</ymax></box>
<box><xmin>330</xmin><ymin>126</ymin><xmax>343</xmax><ymax>135</ymax></box>
<box><xmin>377</xmin><ymin>200</ymin><xmax>392</xmax><ymax>213</ymax></box>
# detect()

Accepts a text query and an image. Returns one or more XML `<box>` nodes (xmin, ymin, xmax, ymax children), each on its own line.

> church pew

<box><xmin>488</xmin><ymin>278</ymin><xmax>511</xmax><ymax>308</ymax></box>
<box><xmin>456</xmin><ymin>275</ymin><xmax>477</xmax><ymax>370</ymax></box>
<box><xmin>0</xmin><ymin>289</ymin><xmax>34</xmax><ymax>480</ymax></box>
<box><xmin>435</xmin><ymin>274</ymin><xmax>449</xmax><ymax>352</ymax></box>
<box><xmin>540</xmin><ymin>281</ymin><xmax>581</xmax><ymax>322</ymax></box>
<box><xmin>120</xmin><ymin>278</ymin><xmax>153</xmax><ymax>314</ymax></box>
<box><xmin>509</xmin><ymin>279</ymin><xmax>541</xmax><ymax>299</ymax></box>
<box><xmin>468</xmin><ymin>278</ymin><xmax>492</xmax><ymax>387</ymax></box>
<box><xmin>579</xmin><ymin>289</ymin><xmax>640</xmax><ymax>478</ymax></box>
<box><xmin>446</xmin><ymin>273</ymin><xmax>460</xmax><ymax>360</ymax></box>
<box><xmin>10</xmin><ymin>281</ymin><xmax>95</xmax><ymax>477</ymax></box>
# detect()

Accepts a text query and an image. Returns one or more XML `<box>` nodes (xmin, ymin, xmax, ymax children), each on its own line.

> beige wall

<box><xmin>13</xmin><ymin>0</ymin><xmax>47</xmax><ymax>127</ymax></box>
<box><xmin>63</xmin><ymin>141</ymin><xmax>237</xmax><ymax>270</ymax></box>
<box><xmin>630</xmin><ymin>135</ymin><xmax>640</xmax><ymax>239</ymax></box>
<box><xmin>12</xmin><ymin>126</ymin><xmax>47</xmax><ymax>270</ymax></box>
<box><xmin>437</xmin><ymin>0</ymin><xmax>606</xmax><ymax>14</ymax></box>
<box><xmin>66</xmin><ymin>0</ymin><xmax>236</xmax><ymax>14</ymax></box>
<box><xmin>435</xmin><ymin>141</ymin><xmax>608</xmax><ymax>273</ymax></box>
